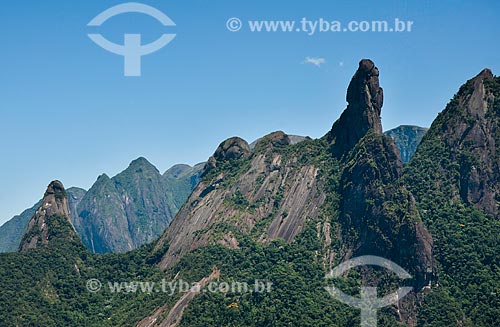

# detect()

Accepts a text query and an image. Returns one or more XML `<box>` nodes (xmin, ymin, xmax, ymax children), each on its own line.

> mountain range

<box><xmin>0</xmin><ymin>160</ymin><xmax>204</xmax><ymax>253</ymax></box>
<box><xmin>0</xmin><ymin>129</ymin><xmax>425</xmax><ymax>253</ymax></box>
<box><xmin>2</xmin><ymin>59</ymin><xmax>498</xmax><ymax>326</ymax></box>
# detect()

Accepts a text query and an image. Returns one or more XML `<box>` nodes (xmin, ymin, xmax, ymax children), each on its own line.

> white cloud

<box><xmin>303</xmin><ymin>57</ymin><xmax>326</xmax><ymax>67</ymax></box>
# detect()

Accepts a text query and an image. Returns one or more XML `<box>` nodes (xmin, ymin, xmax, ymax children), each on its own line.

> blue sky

<box><xmin>1</xmin><ymin>0</ymin><xmax>499</xmax><ymax>224</ymax></box>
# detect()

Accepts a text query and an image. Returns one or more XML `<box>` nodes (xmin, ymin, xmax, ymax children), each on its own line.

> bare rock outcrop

<box><xmin>411</xmin><ymin>68</ymin><xmax>500</xmax><ymax>217</ymax></box>
<box><xmin>327</xmin><ymin>59</ymin><xmax>384</xmax><ymax>157</ymax></box>
<box><xmin>137</xmin><ymin>267</ymin><xmax>221</xmax><ymax>327</ymax></box>
<box><xmin>147</xmin><ymin>60</ymin><xmax>437</xmax><ymax>326</ymax></box>
<box><xmin>205</xmin><ymin>137</ymin><xmax>250</xmax><ymax>172</ymax></box>
<box><xmin>18</xmin><ymin>181</ymin><xmax>74</xmax><ymax>252</ymax></box>
<box><xmin>155</xmin><ymin>132</ymin><xmax>325</xmax><ymax>270</ymax></box>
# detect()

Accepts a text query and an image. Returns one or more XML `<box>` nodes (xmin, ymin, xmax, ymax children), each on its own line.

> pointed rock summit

<box><xmin>409</xmin><ymin>67</ymin><xmax>500</xmax><ymax>216</ymax></box>
<box><xmin>327</xmin><ymin>59</ymin><xmax>384</xmax><ymax>157</ymax></box>
<box><xmin>153</xmin><ymin>59</ymin><xmax>434</xmax><ymax>283</ymax></box>
<box><xmin>18</xmin><ymin>181</ymin><xmax>75</xmax><ymax>252</ymax></box>
<box><xmin>464</xmin><ymin>68</ymin><xmax>494</xmax><ymax>119</ymax></box>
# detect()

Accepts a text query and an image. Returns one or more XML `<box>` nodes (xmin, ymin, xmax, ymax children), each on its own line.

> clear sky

<box><xmin>1</xmin><ymin>0</ymin><xmax>499</xmax><ymax>224</ymax></box>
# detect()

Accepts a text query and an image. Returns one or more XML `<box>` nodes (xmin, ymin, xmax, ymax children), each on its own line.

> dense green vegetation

<box><xmin>0</xmin><ymin>236</ymin><xmax>171</xmax><ymax>326</ymax></box>
<box><xmin>0</xmin><ymin>227</ymin><xmax>409</xmax><ymax>327</ymax></box>
<box><xmin>4</xmin><ymin>122</ymin><xmax>500</xmax><ymax>327</ymax></box>
<box><xmin>174</xmin><ymin>238</ymin><xmax>406</xmax><ymax>327</ymax></box>
<box><xmin>0</xmin><ymin>132</ymin><xmax>416</xmax><ymax>327</ymax></box>
<box><xmin>404</xmin><ymin>76</ymin><xmax>500</xmax><ymax>326</ymax></box>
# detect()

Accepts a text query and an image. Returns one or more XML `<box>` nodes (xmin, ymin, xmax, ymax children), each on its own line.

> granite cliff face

<box><xmin>0</xmin><ymin>187</ymin><xmax>85</xmax><ymax>253</ymax></box>
<box><xmin>403</xmin><ymin>69</ymin><xmax>500</xmax><ymax>326</ymax></box>
<box><xmin>407</xmin><ymin>69</ymin><xmax>500</xmax><ymax>216</ymax></box>
<box><xmin>337</xmin><ymin>132</ymin><xmax>434</xmax><ymax>288</ymax></box>
<box><xmin>449</xmin><ymin>70</ymin><xmax>500</xmax><ymax>216</ymax></box>
<box><xmin>154</xmin><ymin>61</ymin><xmax>434</xmax><ymax>291</ymax></box>
<box><xmin>18</xmin><ymin>181</ymin><xmax>77</xmax><ymax>252</ymax></box>
<box><xmin>326</xmin><ymin>60</ymin><xmax>434</xmax><ymax>289</ymax></box>
<box><xmin>143</xmin><ymin>59</ymin><xmax>435</xmax><ymax>326</ymax></box>
<box><xmin>156</xmin><ymin>131</ymin><xmax>326</xmax><ymax>269</ymax></box>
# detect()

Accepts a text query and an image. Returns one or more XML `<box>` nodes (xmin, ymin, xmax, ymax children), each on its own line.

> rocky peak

<box><xmin>41</xmin><ymin>181</ymin><xmax>71</xmax><ymax>218</ymax></box>
<box><xmin>477</xmin><ymin>68</ymin><xmax>494</xmax><ymax>79</ymax></box>
<box><xmin>475</xmin><ymin>68</ymin><xmax>494</xmax><ymax>81</ymax></box>
<box><xmin>447</xmin><ymin>68</ymin><xmax>495</xmax><ymax>122</ymax></box>
<box><xmin>95</xmin><ymin>173</ymin><xmax>110</xmax><ymax>184</ymax></box>
<box><xmin>411</xmin><ymin>67</ymin><xmax>500</xmax><ymax>217</ymax></box>
<box><xmin>205</xmin><ymin>137</ymin><xmax>250</xmax><ymax>172</ymax></box>
<box><xmin>327</xmin><ymin>59</ymin><xmax>384</xmax><ymax>157</ymax></box>
<box><xmin>18</xmin><ymin>181</ymin><xmax>74</xmax><ymax>252</ymax></box>
<box><xmin>128</xmin><ymin>157</ymin><xmax>160</xmax><ymax>174</ymax></box>
<box><xmin>253</xmin><ymin>131</ymin><xmax>291</xmax><ymax>149</ymax></box>
<box><xmin>323</xmin><ymin>60</ymin><xmax>434</xmax><ymax>293</ymax></box>
<box><xmin>346</xmin><ymin>59</ymin><xmax>384</xmax><ymax>120</ymax></box>
<box><xmin>249</xmin><ymin>133</ymin><xmax>309</xmax><ymax>150</ymax></box>
<box><xmin>213</xmin><ymin>137</ymin><xmax>250</xmax><ymax>161</ymax></box>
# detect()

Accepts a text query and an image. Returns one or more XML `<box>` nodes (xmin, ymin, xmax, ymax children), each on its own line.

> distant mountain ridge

<box><xmin>385</xmin><ymin>125</ymin><xmax>428</xmax><ymax>162</ymax></box>
<box><xmin>0</xmin><ymin>127</ymin><xmax>427</xmax><ymax>253</ymax></box>
<box><xmin>0</xmin><ymin>200</ymin><xmax>42</xmax><ymax>252</ymax></box>
<box><xmin>74</xmin><ymin>158</ymin><xmax>204</xmax><ymax>253</ymax></box>
<box><xmin>0</xmin><ymin>160</ymin><xmax>204</xmax><ymax>253</ymax></box>
<box><xmin>0</xmin><ymin>125</ymin><xmax>427</xmax><ymax>252</ymax></box>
